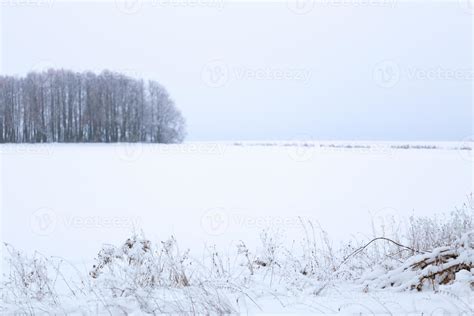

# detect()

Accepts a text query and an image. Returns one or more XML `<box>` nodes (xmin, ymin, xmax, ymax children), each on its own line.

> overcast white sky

<box><xmin>1</xmin><ymin>0</ymin><xmax>472</xmax><ymax>141</ymax></box>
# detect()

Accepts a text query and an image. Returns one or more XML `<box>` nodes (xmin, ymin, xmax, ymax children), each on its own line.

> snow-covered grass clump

<box><xmin>1</xmin><ymin>198</ymin><xmax>473</xmax><ymax>314</ymax></box>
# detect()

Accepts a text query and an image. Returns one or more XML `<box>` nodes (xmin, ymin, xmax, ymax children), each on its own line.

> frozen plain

<box><xmin>1</xmin><ymin>141</ymin><xmax>472</xmax><ymax>264</ymax></box>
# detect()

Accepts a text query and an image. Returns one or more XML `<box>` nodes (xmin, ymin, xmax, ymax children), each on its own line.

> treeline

<box><xmin>0</xmin><ymin>69</ymin><xmax>186</xmax><ymax>143</ymax></box>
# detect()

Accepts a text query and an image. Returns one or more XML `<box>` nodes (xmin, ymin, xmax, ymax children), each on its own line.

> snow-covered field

<box><xmin>1</xmin><ymin>142</ymin><xmax>472</xmax><ymax>261</ymax></box>
<box><xmin>1</xmin><ymin>142</ymin><xmax>473</xmax><ymax>314</ymax></box>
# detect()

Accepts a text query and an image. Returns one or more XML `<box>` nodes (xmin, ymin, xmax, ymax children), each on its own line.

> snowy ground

<box><xmin>1</xmin><ymin>141</ymin><xmax>471</xmax><ymax>261</ymax></box>
<box><xmin>1</xmin><ymin>141</ymin><xmax>473</xmax><ymax>314</ymax></box>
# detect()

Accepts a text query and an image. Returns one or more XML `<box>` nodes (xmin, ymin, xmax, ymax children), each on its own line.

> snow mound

<box><xmin>364</xmin><ymin>232</ymin><xmax>474</xmax><ymax>291</ymax></box>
